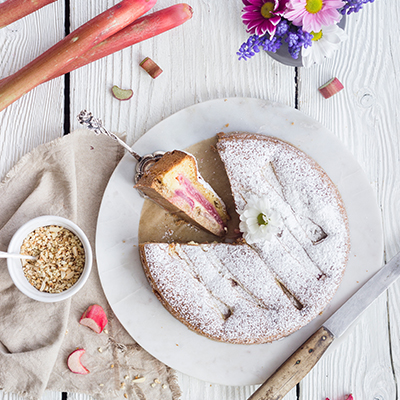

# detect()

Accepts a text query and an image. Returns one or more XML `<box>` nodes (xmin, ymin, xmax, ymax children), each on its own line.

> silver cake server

<box><xmin>77</xmin><ymin>110</ymin><xmax>165</xmax><ymax>183</ymax></box>
<box><xmin>248</xmin><ymin>250</ymin><xmax>399</xmax><ymax>400</ymax></box>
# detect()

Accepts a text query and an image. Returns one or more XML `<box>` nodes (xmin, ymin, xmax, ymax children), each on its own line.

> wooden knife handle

<box><xmin>248</xmin><ymin>326</ymin><xmax>334</xmax><ymax>400</ymax></box>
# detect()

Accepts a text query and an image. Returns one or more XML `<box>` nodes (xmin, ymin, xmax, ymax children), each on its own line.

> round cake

<box><xmin>139</xmin><ymin>132</ymin><xmax>351</xmax><ymax>344</ymax></box>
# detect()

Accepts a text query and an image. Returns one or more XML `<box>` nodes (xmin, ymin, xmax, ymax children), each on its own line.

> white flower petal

<box><xmin>302</xmin><ymin>23</ymin><xmax>346</xmax><ymax>68</ymax></box>
<box><xmin>239</xmin><ymin>194</ymin><xmax>283</xmax><ymax>243</ymax></box>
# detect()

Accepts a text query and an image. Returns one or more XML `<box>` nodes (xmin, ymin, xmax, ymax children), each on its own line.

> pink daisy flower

<box><xmin>242</xmin><ymin>0</ymin><xmax>287</xmax><ymax>37</ymax></box>
<box><xmin>285</xmin><ymin>0</ymin><xmax>344</xmax><ymax>33</ymax></box>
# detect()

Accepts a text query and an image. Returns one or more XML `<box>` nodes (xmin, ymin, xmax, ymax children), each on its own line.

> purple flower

<box><xmin>242</xmin><ymin>0</ymin><xmax>287</xmax><ymax>37</ymax></box>
<box><xmin>275</xmin><ymin>19</ymin><xmax>289</xmax><ymax>36</ymax></box>
<box><xmin>261</xmin><ymin>35</ymin><xmax>283</xmax><ymax>52</ymax></box>
<box><xmin>237</xmin><ymin>35</ymin><xmax>262</xmax><ymax>60</ymax></box>
<box><xmin>341</xmin><ymin>0</ymin><xmax>374</xmax><ymax>15</ymax></box>
<box><xmin>237</xmin><ymin>34</ymin><xmax>283</xmax><ymax>60</ymax></box>
<box><xmin>285</xmin><ymin>25</ymin><xmax>312</xmax><ymax>59</ymax></box>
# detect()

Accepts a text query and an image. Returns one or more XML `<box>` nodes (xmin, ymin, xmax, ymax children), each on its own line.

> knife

<box><xmin>248</xmin><ymin>251</ymin><xmax>400</xmax><ymax>400</ymax></box>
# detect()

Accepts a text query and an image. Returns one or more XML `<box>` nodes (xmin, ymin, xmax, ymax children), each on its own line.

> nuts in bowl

<box><xmin>7</xmin><ymin>216</ymin><xmax>93</xmax><ymax>302</ymax></box>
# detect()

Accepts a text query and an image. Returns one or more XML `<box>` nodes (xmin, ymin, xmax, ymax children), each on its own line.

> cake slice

<box><xmin>134</xmin><ymin>150</ymin><xmax>229</xmax><ymax>237</ymax></box>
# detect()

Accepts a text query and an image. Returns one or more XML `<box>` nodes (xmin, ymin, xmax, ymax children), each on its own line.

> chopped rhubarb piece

<box><xmin>111</xmin><ymin>85</ymin><xmax>133</xmax><ymax>101</ymax></box>
<box><xmin>326</xmin><ymin>394</ymin><xmax>353</xmax><ymax>400</ymax></box>
<box><xmin>67</xmin><ymin>349</ymin><xmax>90</xmax><ymax>374</ymax></box>
<box><xmin>140</xmin><ymin>57</ymin><xmax>163</xmax><ymax>79</ymax></box>
<box><xmin>318</xmin><ymin>77</ymin><xmax>344</xmax><ymax>99</ymax></box>
<box><xmin>79</xmin><ymin>304</ymin><xmax>108</xmax><ymax>333</ymax></box>
<box><xmin>176</xmin><ymin>174</ymin><xmax>225</xmax><ymax>228</ymax></box>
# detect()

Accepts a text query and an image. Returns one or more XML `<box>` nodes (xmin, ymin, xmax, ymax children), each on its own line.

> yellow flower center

<box><xmin>311</xmin><ymin>30</ymin><xmax>323</xmax><ymax>41</ymax></box>
<box><xmin>261</xmin><ymin>2</ymin><xmax>275</xmax><ymax>18</ymax></box>
<box><xmin>305</xmin><ymin>0</ymin><xmax>323</xmax><ymax>14</ymax></box>
<box><xmin>257</xmin><ymin>213</ymin><xmax>269</xmax><ymax>226</ymax></box>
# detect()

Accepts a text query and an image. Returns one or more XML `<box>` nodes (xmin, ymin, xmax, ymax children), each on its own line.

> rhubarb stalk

<box><xmin>0</xmin><ymin>0</ymin><xmax>157</xmax><ymax>112</ymax></box>
<box><xmin>0</xmin><ymin>0</ymin><xmax>57</xmax><ymax>29</ymax></box>
<box><xmin>45</xmin><ymin>4</ymin><xmax>193</xmax><ymax>80</ymax></box>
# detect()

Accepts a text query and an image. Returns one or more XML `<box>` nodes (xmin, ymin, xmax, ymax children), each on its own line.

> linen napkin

<box><xmin>0</xmin><ymin>129</ymin><xmax>181</xmax><ymax>400</ymax></box>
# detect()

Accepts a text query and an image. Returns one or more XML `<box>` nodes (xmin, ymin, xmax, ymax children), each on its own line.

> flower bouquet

<box><xmin>237</xmin><ymin>0</ymin><xmax>374</xmax><ymax>67</ymax></box>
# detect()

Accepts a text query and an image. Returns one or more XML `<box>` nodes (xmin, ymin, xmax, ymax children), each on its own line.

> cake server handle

<box><xmin>77</xmin><ymin>110</ymin><xmax>165</xmax><ymax>185</ymax></box>
<box><xmin>77</xmin><ymin>110</ymin><xmax>142</xmax><ymax>161</ymax></box>
<box><xmin>247</xmin><ymin>327</ymin><xmax>334</xmax><ymax>400</ymax></box>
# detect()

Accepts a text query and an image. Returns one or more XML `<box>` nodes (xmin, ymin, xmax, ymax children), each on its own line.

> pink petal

<box><xmin>302</xmin><ymin>12</ymin><xmax>320</xmax><ymax>32</ymax></box>
<box><xmin>324</xmin><ymin>0</ymin><xmax>344</xmax><ymax>7</ymax></box>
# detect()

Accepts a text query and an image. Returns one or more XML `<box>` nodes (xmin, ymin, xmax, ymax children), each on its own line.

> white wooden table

<box><xmin>0</xmin><ymin>0</ymin><xmax>398</xmax><ymax>399</ymax></box>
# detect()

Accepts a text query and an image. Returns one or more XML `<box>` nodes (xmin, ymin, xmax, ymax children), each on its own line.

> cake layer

<box><xmin>134</xmin><ymin>150</ymin><xmax>229</xmax><ymax>237</ymax></box>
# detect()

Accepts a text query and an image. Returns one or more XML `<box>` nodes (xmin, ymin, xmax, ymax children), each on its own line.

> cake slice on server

<box><xmin>134</xmin><ymin>150</ymin><xmax>229</xmax><ymax>237</ymax></box>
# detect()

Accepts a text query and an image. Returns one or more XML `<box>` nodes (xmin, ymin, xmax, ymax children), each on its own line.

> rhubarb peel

<box><xmin>0</xmin><ymin>0</ymin><xmax>57</xmax><ymax>29</ymax></box>
<box><xmin>79</xmin><ymin>304</ymin><xmax>108</xmax><ymax>333</ymax></box>
<box><xmin>318</xmin><ymin>77</ymin><xmax>344</xmax><ymax>99</ymax></box>
<box><xmin>67</xmin><ymin>349</ymin><xmax>89</xmax><ymax>374</ymax></box>
<box><xmin>0</xmin><ymin>0</ymin><xmax>157</xmax><ymax>112</ymax></box>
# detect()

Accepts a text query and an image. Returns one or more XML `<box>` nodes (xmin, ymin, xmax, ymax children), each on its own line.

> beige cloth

<box><xmin>0</xmin><ymin>129</ymin><xmax>181</xmax><ymax>400</ymax></box>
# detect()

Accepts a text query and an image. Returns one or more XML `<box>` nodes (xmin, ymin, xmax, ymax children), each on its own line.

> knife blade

<box><xmin>248</xmin><ymin>251</ymin><xmax>400</xmax><ymax>400</ymax></box>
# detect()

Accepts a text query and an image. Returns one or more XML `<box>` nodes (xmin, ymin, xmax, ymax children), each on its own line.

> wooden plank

<box><xmin>0</xmin><ymin>1</ymin><xmax>65</xmax><ymax>399</ymax></box>
<box><xmin>297</xmin><ymin>0</ymin><xmax>399</xmax><ymax>398</ymax></box>
<box><xmin>0</xmin><ymin>391</ymin><xmax>62</xmax><ymax>400</ymax></box>
<box><xmin>0</xmin><ymin>0</ymin><xmax>65</xmax><ymax>181</ymax></box>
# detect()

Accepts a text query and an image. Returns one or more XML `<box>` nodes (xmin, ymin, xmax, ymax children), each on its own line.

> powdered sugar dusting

<box><xmin>140</xmin><ymin>133</ymin><xmax>350</xmax><ymax>344</ymax></box>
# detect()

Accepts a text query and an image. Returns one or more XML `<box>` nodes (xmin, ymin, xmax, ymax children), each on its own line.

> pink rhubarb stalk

<box><xmin>44</xmin><ymin>4</ymin><xmax>193</xmax><ymax>80</ymax></box>
<box><xmin>0</xmin><ymin>0</ymin><xmax>157</xmax><ymax>112</ymax></box>
<box><xmin>0</xmin><ymin>0</ymin><xmax>57</xmax><ymax>29</ymax></box>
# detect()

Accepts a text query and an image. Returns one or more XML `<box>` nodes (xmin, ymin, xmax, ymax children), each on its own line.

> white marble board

<box><xmin>95</xmin><ymin>97</ymin><xmax>383</xmax><ymax>386</ymax></box>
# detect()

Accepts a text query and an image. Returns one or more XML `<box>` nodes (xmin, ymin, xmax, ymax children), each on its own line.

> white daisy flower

<box><xmin>302</xmin><ymin>23</ymin><xmax>347</xmax><ymax>68</ymax></box>
<box><xmin>238</xmin><ymin>195</ymin><xmax>282</xmax><ymax>244</ymax></box>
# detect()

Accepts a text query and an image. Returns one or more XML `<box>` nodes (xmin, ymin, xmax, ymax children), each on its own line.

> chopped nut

<box><xmin>103</xmin><ymin>329</ymin><xmax>108</xmax><ymax>334</ymax></box>
<box><xmin>110</xmin><ymin>364</ymin><xmax>114</xmax><ymax>369</ymax></box>
<box><xmin>150</xmin><ymin>383</ymin><xmax>156</xmax><ymax>388</ymax></box>
<box><xmin>120</xmin><ymin>382</ymin><xmax>125</xmax><ymax>388</ymax></box>
<box><xmin>98</xmin><ymin>347</ymin><xmax>103</xmax><ymax>353</ymax></box>
<box><xmin>154</xmin><ymin>378</ymin><xmax>161</xmax><ymax>384</ymax></box>
<box><xmin>124</xmin><ymin>394</ymin><xmax>128</xmax><ymax>399</ymax></box>
<box><xmin>99</xmin><ymin>383</ymin><xmax>104</xmax><ymax>387</ymax></box>
<box><xmin>132</xmin><ymin>377</ymin><xmax>146</xmax><ymax>383</ymax></box>
<box><xmin>162</xmin><ymin>384</ymin><xmax>167</xmax><ymax>389</ymax></box>
<box><xmin>124</xmin><ymin>375</ymin><xmax>129</xmax><ymax>380</ymax></box>
<box><xmin>20</xmin><ymin>225</ymin><xmax>85</xmax><ymax>293</ymax></box>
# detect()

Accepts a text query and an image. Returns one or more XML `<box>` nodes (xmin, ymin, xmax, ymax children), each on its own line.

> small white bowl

<box><xmin>7</xmin><ymin>215</ymin><xmax>93</xmax><ymax>302</ymax></box>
